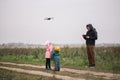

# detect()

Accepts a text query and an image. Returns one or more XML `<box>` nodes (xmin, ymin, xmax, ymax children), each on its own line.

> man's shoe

<box><xmin>89</xmin><ymin>64</ymin><xmax>95</xmax><ymax>68</ymax></box>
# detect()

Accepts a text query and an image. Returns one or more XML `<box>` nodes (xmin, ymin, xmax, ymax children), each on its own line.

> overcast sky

<box><xmin>0</xmin><ymin>0</ymin><xmax>120</xmax><ymax>44</ymax></box>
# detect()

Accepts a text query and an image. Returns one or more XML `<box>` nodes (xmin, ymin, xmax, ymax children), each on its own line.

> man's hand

<box><xmin>82</xmin><ymin>35</ymin><xmax>86</xmax><ymax>38</ymax></box>
<box><xmin>86</xmin><ymin>36</ymin><xmax>90</xmax><ymax>39</ymax></box>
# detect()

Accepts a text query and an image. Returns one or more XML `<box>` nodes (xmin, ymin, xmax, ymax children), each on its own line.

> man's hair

<box><xmin>86</xmin><ymin>24</ymin><xmax>93</xmax><ymax>29</ymax></box>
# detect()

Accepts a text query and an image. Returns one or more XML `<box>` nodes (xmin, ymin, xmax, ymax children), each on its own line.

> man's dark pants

<box><xmin>86</xmin><ymin>45</ymin><xmax>95</xmax><ymax>66</ymax></box>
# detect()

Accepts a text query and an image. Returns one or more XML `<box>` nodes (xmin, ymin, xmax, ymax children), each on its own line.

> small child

<box><xmin>51</xmin><ymin>46</ymin><xmax>60</xmax><ymax>71</ymax></box>
<box><xmin>45</xmin><ymin>40</ymin><xmax>53</xmax><ymax>70</ymax></box>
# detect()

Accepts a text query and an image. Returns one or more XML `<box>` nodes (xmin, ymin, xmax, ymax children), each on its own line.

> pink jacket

<box><xmin>45</xmin><ymin>43</ymin><xmax>53</xmax><ymax>58</ymax></box>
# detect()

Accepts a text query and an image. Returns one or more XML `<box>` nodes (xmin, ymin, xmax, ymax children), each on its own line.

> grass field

<box><xmin>0</xmin><ymin>46</ymin><xmax>120</xmax><ymax>73</ymax></box>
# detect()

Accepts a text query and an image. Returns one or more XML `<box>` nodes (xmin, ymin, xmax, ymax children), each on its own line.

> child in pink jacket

<box><xmin>45</xmin><ymin>41</ymin><xmax>53</xmax><ymax>70</ymax></box>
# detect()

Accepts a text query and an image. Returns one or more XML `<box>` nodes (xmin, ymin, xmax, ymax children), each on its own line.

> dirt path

<box><xmin>0</xmin><ymin>66</ymin><xmax>84</xmax><ymax>80</ymax></box>
<box><xmin>0</xmin><ymin>62</ymin><xmax>120</xmax><ymax>80</ymax></box>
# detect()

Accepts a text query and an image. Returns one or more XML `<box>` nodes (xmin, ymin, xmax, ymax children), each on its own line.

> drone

<box><xmin>44</xmin><ymin>17</ymin><xmax>54</xmax><ymax>20</ymax></box>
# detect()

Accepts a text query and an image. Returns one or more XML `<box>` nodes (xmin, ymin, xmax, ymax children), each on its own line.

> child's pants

<box><xmin>55</xmin><ymin>61</ymin><xmax>60</xmax><ymax>71</ymax></box>
<box><xmin>46</xmin><ymin>58</ymin><xmax>51</xmax><ymax>69</ymax></box>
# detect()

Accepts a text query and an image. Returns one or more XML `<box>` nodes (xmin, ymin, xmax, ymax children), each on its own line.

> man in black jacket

<box><xmin>82</xmin><ymin>24</ymin><xmax>97</xmax><ymax>68</ymax></box>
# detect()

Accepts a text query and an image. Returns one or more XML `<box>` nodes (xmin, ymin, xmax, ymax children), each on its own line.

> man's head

<box><xmin>86</xmin><ymin>24</ymin><xmax>93</xmax><ymax>31</ymax></box>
